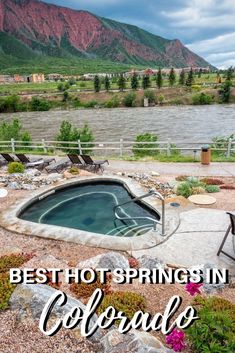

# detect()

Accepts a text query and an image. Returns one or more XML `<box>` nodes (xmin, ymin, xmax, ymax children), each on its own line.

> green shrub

<box><xmin>30</xmin><ymin>97</ymin><xmax>51</xmax><ymax>111</ymax></box>
<box><xmin>143</xmin><ymin>89</ymin><xmax>157</xmax><ymax>104</ymax></box>
<box><xmin>83</xmin><ymin>100</ymin><xmax>98</xmax><ymax>108</ymax></box>
<box><xmin>192</xmin><ymin>92</ymin><xmax>213</xmax><ymax>105</ymax></box>
<box><xmin>0</xmin><ymin>253</ymin><xmax>33</xmax><ymax>310</ymax></box>
<box><xmin>158</xmin><ymin>94</ymin><xmax>165</xmax><ymax>105</ymax></box>
<box><xmin>68</xmin><ymin>166</ymin><xmax>80</xmax><ymax>175</ymax></box>
<box><xmin>205</xmin><ymin>185</ymin><xmax>220</xmax><ymax>193</ymax></box>
<box><xmin>0</xmin><ymin>118</ymin><xmax>31</xmax><ymax>142</ymax></box>
<box><xmin>104</xmin><ymin>95</ymin><xmax>120</xmax><ymax>108</ymax></box>
<box><xmin>97</xmin><ymin>291</ymin><xmax>146</xmax><ymax>321</ymax></box>
<box><xmin>176</xmin><ymin>182</ymin><xmax>193</xmax><ymax>198</ymax></box>
<box><xmin>187</xmin><ymin>296</ymin><xmax>235</xmax><ymax>353</ymax></box>
<box><xmin>191</xmin><ymin>85</ymin><xmax>201</xmax><ymax>91</ymax></box>
<box><xmin>123</xmin><ymin>92</ymin><xmax>136</xmax><ymax>107</ymax></box>
<box><xmin>133</xmin><ymin>133</ymin><xmax>159</xmax><ymax>157</ymax></box>
<box><xmin>8</xmin><ymin>162</ymin><xmax>25</xmax><ymax>174</ymax></box>
<box><xmin>0</xmin><ymin>95</ymin><xmax>21</xmax><ymax>113</ymax></box>
<box><xmin>0</xmin><ymin>273</ymin><xmax>16</xmax><ymax>310</ymax></box>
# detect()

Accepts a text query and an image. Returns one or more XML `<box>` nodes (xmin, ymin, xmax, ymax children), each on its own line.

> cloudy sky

<box><xmin>44</xmin><ymin>0</ymin><xmax>235</xmax><ymax>68</ymax></box>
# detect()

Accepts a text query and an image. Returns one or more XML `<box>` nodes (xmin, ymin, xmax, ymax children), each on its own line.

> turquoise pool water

<box><xmin>20</xmin><ymin>181</ymin><xmax>160</xmax><ymax>237</ymax></box>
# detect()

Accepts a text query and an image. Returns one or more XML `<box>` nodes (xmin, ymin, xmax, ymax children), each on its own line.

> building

<box><xmin>47</xmin><ymin>73</ymin><xmax>63</xmax><ymax>81</ymax></box>
<box><xmin>0</xmin><ymin>75</ymin><xmax>14</xmax><ymax>83</ymax></box>
<box><xmin>13</xmin><ymin>74</ymin><xmax>25</xmax><ymax>83</ymax></box>
<box><xmin>27</xmin><ymin>73</ymin><xmax>45</xmax><ymax>83</ymax></box>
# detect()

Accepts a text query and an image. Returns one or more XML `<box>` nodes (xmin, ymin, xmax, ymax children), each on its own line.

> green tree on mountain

<box><xmin>104</xmin><ymin>75</ymin><xmax>111</xmax><ymax>91</ymax></box>
<box><xmin>186</xmin><ymin>68</ymin><xmax>194</xmax><ymax>86</ymax></box>
<box><xmin>94</xmin><ymin>75</ymin><xmax>101</xmax><ymax>92</ymax></box>
<box><xmin>169</xmin><ymin>68</ymin><xmax>176</xmax><ymax>86</ymax></box>
<box><xmin>118</xmin><ymin>74</ymin><xmax>126</xmax><ymax>91</ymax></box>
<box><xmin>156</xmin><ymin>68</ymin><xmax>163</xmax><ymax>89</ymax></box>
<box><xmin>179</xmin><ymin>69</ymin><xmax>185</xmax><ymax>86</ymax></box>
<box><xmin>142</xmin><ymin>75</ymin><xmax>151</xmax><ymax>89</ymax></box>
<box><xmin>131</xmin><ymin>72</ymin><xmax>139</xmax><ymax>90</ymax></box>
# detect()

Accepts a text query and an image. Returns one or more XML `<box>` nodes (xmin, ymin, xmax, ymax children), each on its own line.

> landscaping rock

<box><xmin>151</xmin><ymin>171</ymin><xmax>160</xmax><ymax>177</ymax></box>
<box><xmin>190</xmin><ymin>263</ymin><xmax>225</xmax><ymax>294</ymax></box>
<box><xmin>8</xmin><ymin>181</ymin><xmax>21</xmax><ymax>190</ymax></box>
<box><xmin>10</xmin><ymin>283</ymin><xmax>103</xmax><ymax>342</ymax></box>
<box><xmin>77</xmin><ymin>252</ymin><xmax>129</xmax><ymax>271</ymax></box>
<box><xmin>101</xmin><ymin>329</ymin><xmax>173</xmax><ymax>353</ymax></box>
<box><xmin>137</xmin><ymin>255</ymin><xmax>165</xmax><ymax>270</ymax></box>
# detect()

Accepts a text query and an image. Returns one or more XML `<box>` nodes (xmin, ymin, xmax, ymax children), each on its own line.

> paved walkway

<box><xmin>132</xmin><ymin>208</ymin><xmax>235</xmax><ymax>275</ymax></box>
<box><xmin>108</xmin><ymin>161</ymin><xmax>235</xmax><ymax>177</ymax></box>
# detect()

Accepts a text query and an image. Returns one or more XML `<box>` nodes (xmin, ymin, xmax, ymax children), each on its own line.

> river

<box><xmin>1</xmin><ymin>104</ymin><xmax>235</xmax><ymax>142</ymax></box>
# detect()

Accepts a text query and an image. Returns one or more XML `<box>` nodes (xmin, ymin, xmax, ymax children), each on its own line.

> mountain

<box><xmin>0</xmin><ymin>0</ymin><xmax>212</xmax><ymax>73</ymax></box>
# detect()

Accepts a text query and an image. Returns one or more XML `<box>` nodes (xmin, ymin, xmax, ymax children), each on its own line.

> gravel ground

<box><xmin>0</xmin><ymin>176</ymin><xmax>234</xmax><ymax>353</ymax></box>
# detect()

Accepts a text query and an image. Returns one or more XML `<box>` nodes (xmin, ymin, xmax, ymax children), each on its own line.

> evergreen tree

<box><xmin>142</xmin><ymin>75</ymin><xmax>151</xmax><ymax>89</ymax></box>
<box><xmin>117</xmin><ymin>74</ymin><xmax>126</xmax><ymax>91</ymax></box>
<box><xmin>186</xmin><ymin>68</ymin><xmax>194</xmax><ymax>86</ymax></box>
<box><xmin>104</xmin><ymin>75</ymin><xmax>111</xmax><ymax>91</ymax></box>
<box><xmin>156</xmin><ymin>68</ymin><xmax>163</xmax><ymax>89</ymax></box>
<box><xmin>131</xmin><ymin>72</ymin><xmax>139</xmax><ymax>90</ymax></box>
<box><xmin>179</xmin><ymin>69</ymin><xmax>185</xmax><ymax>86</ymax></box>
<box><xmin>226</xmin><ymin>66</ymin><xmax>233</xmax><ymax>81</ymax></box>
<box><xmin>168</xmin><ymin>68</ymin><xmax>176</xmax><ymax>87</ymax></box>
<box><xmin>94</xmin><ymin>75</ymin><xmax>101</xmax><ymax>92</ymax></box>
<box><xmin>198</xmin><ymin>68</ymin><xmax>202</xmax><ymax>78</ymax></box>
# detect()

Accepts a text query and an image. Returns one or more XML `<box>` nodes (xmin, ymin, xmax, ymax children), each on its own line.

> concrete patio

<box><xmin>108</xmin><ymin>161</ymin><xmax>235</xmax><ymax>177</ymax></box>
<box><xmin>132</xmin><ymin>208</ymin><xmax>235</xmax><ymax>275</ymax></box>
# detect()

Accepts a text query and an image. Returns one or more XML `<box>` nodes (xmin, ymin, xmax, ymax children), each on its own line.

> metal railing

<box><xmin>0</xmin><ymin>138</ymin><xmax>234</xmax><ymax>158</ymax></box>
<box><xmin>114</xmin><ymin>189</ymin><xmax>166</xmax><ymax>236</ymax></box>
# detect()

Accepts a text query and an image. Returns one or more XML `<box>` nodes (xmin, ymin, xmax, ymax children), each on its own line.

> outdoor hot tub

<box><xmin>0</xmin><ymin>176</ymin><xmax>179</xmax><ymax>251</ymax></box>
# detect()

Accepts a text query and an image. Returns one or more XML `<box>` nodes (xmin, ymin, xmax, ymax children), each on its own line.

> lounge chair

<box><xmin>80</xmin><ymin>155</ymin><xmax>109</xmax><ymax>172</ymax></box>
<box><xmin>1</xmin><ymin>153</ymin><xmax>15</xmax><ymax>163</ymax></box>
<box><xmin>217</xmin><ymin>212</ymin><xmax>235</xmax><ymax>261</ymax></box>
<box><xmin>67</xmin><ymin>154</ymin><xmax>83</xmax><ymax>166</ymax></box>
<box><xmin>45</xmin><ymin>159</ymin><xmax>71</xmax><ymax>173</ymax></box>
<box><xmin>15</xmin><ymin>154</ymin><xmax>55</xmax><ymax>169</ymax></box>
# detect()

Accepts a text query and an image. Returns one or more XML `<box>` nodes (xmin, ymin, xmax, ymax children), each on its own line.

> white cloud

<box><xmin>186</xmin><ymin>32</ymin><xmax>235</xmax><ymax>68</ymax></box>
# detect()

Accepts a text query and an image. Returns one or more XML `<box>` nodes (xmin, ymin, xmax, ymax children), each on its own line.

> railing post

<box><xmin>42</xmin><ymin>139</ymin><xmax>47</xmax><ymax>153</ymax></box>
<box><xmin>78</xmin><ymin>139</ymin><xmax>82</xmax><ymax>155</ymax></box>
<box><xmin>167</xmin><ymin>139</ymin><xmax>171</xmax><ymax>156</ymax></box>
<box><xmin>227</xmin><ymin>138</ymin><xmax>232</xmax><ymax>158</ymax></box>
<box><xmin>120</xmin><ymin>138</ymin><xmax>123</xmax><ymax>158</ymax></box>
<box><xmin>11</xmin><ymin>138</ymin><xmax>15</xmax><ymax>153</ymax></box>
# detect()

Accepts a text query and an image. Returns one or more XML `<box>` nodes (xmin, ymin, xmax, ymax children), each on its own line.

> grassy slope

<box><xmin>0</xmin><ymin>33</ymin><xmax>141</xmax><ymax>75</ymax></box>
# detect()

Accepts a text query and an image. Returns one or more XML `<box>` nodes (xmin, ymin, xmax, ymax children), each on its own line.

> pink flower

<box><xmin>185</xmin><ymin>282</ymin><xmax>203</xmax><ymax>296</ymax></box>
<box><xmin>166</xmin><ymin>329</ymin><xmax>186</xmax><ymax>352</ymax></box>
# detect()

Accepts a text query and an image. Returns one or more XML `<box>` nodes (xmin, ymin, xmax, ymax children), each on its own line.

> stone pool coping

<box><xmin>0</xmin><ymin>175</ymin><xmax>180</xmax><ymax>251</ymax></box>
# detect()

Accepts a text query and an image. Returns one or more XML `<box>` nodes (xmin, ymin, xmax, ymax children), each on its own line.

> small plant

<box><xmin>70</xmin><ymin>271</ymin><xmax>112</xmax><ymax>300</ymax></box>
<box><xmin>97</xmin><ymin>291</ymin><xmax>146</xmax><ymax>321</ymax></box>
<box><xmin>192</xmin><ymin>92</ymin><xmax>213</xmax><ymax>105</ymax></box>
<box><xmin>143</xmin><ymin>89</ymin><xmax>157</xmax><ymax>104</ymax></box>
<box><xmin>104</xmin><ymin>95</ymin><xmax>120</xmax><ymax>108</ymax></box>
<box><xmin>159</xmin><ymin>94</ymin><xmax>165</xmax><ymax>105</ymax></box>
<box><xmin>187</xmin><ymin>296</ymin><xmax>235</xmax><ymax>353</ymax></box>
<box><xmin>68</xmin><ymin>166</ymin><xmax>80</xmax><ymax>175</ymax></box>
<box><xmin>83</xmin><ymin>100</ymin><xmax>98</xmax><ymax>108</ymax></box>
<box><xmin>0</xmin><ymin>272</ymin><xmax>16</xmax><ymax>310</ymax></box>
<box><xmin>123</xmin><ymin>92</ymin><xmax>136</xmax><ymax>107</ymax></box>
<box><xmin>166</xmin><ymin>329</ymin><xmax>186</xmax><ymax>352</ymax></box>
<box><xmin>8</xmin><ymin>162</ymin><xmax>25</xmax><ymax>174</ymax></box>
<box><xmin>128</xmin><ymin>257</ymin><xmax>139</xmax><ymax>268</ymax></box>
<box><xmin>176</xmin><ymin>182</ymin><xmax>193</xmax><ymax>198</ymax></box>
<box><xmin>220</xmin><ymin>185</ymin><xmax>235</xmax><ymax>190</ymax></box>
<box><xmin>205</xmin><ymin>185</ymin><xmax>220</xmax><ymax>193</ymax></box>
<box><xmin>132</xmin><ymin>133</ymin><xmax>159</xmax><ymax>157</ymax></box>
<box><xmin>192</xmin><ymin>186</ymin><xmax>206</xmax><ymax>195</ymax></box>
<box><xmin>30</xmin><ymin>97</ymin><xmax>51</xmax><ymax>111</ymax></box>
<box><xmin>0</xmin><ymin>253</ymin><xmax>33</xmax><ymax>273</ymax></box>
<box><xmin>200</xmin><ymin>178</ymin><xmax>224</xmax><ymax>185</ymax></box>
<box><xmin>175</xmin><ymin>175</ymin><xmax>188</xmax><ymax>182</ymax></box>
<box><xmin>0</xmin><ymin>253</ymin><xmax>34</xmax><ymax>311</ymax></box>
